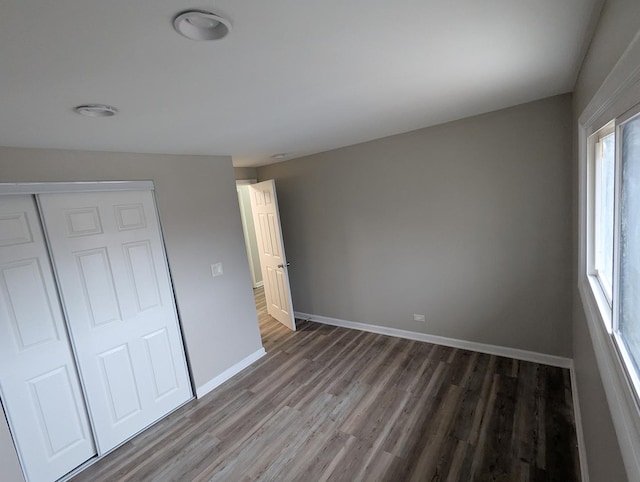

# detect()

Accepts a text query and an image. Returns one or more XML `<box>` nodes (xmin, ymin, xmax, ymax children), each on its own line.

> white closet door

<box><xmin>0</xmin><ymin>195</ymin><xmax>96</xmax><ymax>482</ymax></box>
<box><xmin>38</xmin><ymin>190</ymin><xmax>191</xmax><ymax>454</ymax></box>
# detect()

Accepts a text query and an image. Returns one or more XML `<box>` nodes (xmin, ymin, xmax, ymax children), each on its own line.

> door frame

<box><xmin>236</xmin><ymin>179</ymin><xmax>263</xmax><ymax>289</ymax></box>
<box><xmin>0</xmin><ymin>181</ymin><xmax>195</xmax><ymax>480</ymax></box>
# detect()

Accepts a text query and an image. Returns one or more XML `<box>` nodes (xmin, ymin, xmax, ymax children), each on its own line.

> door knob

<box><xmin>277</xmin><ymin>262</ymin><xmax>291</xmax><ymax>268</ymax></box>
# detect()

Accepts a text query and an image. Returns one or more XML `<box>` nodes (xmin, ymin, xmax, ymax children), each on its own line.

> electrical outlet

<box><xmin>413</xmin><ymin>314</ymin><xmax>426</xmax><ymax>322</ymax></box>
<box><xmin>211</xmin><ymin>262</ymin><xmax>223</xmax><ymax>278</ymax></box>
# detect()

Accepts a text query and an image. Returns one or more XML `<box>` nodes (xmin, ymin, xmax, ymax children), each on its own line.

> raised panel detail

<box><xmin>0</xmin><ymin>259</ymin><xmax>58</xmax><ymax>349</ymax></box>
<box><xmin>266</xmin><ymin>267</ymin><xmax>279</xmax><ymax>310</ymax></box>
<box><xmin>264</xmin><ymin>191</ymin><xmax>272</xmax><ymax>205</ymax></box>
<box><xmin>254</xmin><ymin>191</ymin><xmax>264</xmax><ymax>206</ymax></box>
<box><xmin>276</xmin><ymin>270</ymin><xmax>289</xmax><ymax>314</ymax></box>
<box><xmin>0</xmin><ymin>212</ymin><xmax>33</xmax><ymax>246</ymax></box>
<box><xmin>115</xmin><ymin>204</ymin><xmax>147</xmax><ymax>231</ymax></box>
<box><xmin>259</xmin><ymin>214</ymin><xmax>272</xmax><ymax>256</ymax></box>
<box><xmin>268</xmin><ymin>214</ymin><xmax>280</xmax><ymax>257</ymax></box>
<box><xmin>98</xmin><ymin>345</ymin><xmax>142</xmax><ymax>423</ymax></box>
<box><xmin>123</xmin><ymin>241</ymin><xmax>161</xmax><ymax>312</ymax></box>
<box><xmin>65</xmin><ymin>207</ymin><xmax>103</xmax><ymax>237</ymax></box>
<box><xmin>143</xmin><ymin>329</ymin><xmax>178</xmax><ymax>399</ymax></box>
<box><xmin>75</xmin><ymin>248</ymin><xmax>121</xmax><ymax>326</ymax></box>
<box><xmin>28</xmin><ymin>367</ymin><xmax>89</xmax><ymax>457</ymax></box>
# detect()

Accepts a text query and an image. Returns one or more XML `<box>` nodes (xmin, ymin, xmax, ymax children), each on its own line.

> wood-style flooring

<box><xmin>72</xmin><ymin>286</ymin><xmax>581</xmax><ymax>481</ymax></box>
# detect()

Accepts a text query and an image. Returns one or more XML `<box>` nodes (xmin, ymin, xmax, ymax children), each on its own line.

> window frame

<box><xmin>577</xmin><ymin>34</ymin><xmax>640</xmax><ymax>480</ymax></box>
<box><xmin>611</xmin><ymin>106</ymin><xmax>640</xmax><ymax>406</ymax></box>
<box><xmin>589</xmin><ymin>123</ymin><xmax>615</xmax><ymax>310</ymax></box>
<box><xmin>586</xmin><ymin>108</ymin><xmax>640</xmax><ymax>402</ymax></box>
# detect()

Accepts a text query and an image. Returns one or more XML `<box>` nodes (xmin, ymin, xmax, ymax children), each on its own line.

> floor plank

<box><xmin>72</xmin><ymin>287</ymin><xmax>581</xmax><ymax>481</ymax></box>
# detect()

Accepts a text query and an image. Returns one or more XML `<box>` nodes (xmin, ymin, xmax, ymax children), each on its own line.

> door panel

<box><xmin>75</xmin><ymin>248</ymin><xmax>121</xmax><ymax>326</ymax></box>
<box><xmin>28</xmin><ymin>366</ymin><xmax>88</xmax><ymax>456</ymax></box>
<box><xmin>98</xmin><ymin>343</ymin><xmax>142</xmax><ymax>422</ymax></box>
<box><xmin>0</xmin><ymin>195</ymin><xmax>96</xmax><ymax>482</ymax></box>
<box><xmin>249</xmin><ymin>181</ymin><xmax>295</xmax><ymax>330</ymax></box>
<box><xmin>143</xmin><ymin>328</ymin><xmax>179</xmax><ymax>399</ymax></box>
<box><xmin>1</xmin><ymin>258</ymin><xmax>59</xmax><ymax>347</ymax></box>
<box><xmin>38</xmin><ymin>190</ymin><xmax>191</xmax><ymax>454</ymax></box>
<box><xmin>123</xmin><ymin>240</ymin><xmax>161</xmax><ymax>311</ymax></box>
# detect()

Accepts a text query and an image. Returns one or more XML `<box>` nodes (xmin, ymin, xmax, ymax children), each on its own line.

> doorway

<box><xmin>237</xmin><ymin>180</ymin><xmax>271</xmax><ymax>341</ymax></box>
<box><xmin>236</xmin><ymin>180</ymin><xmax>263</xmax><ymax>289</ymax></box>
<box><xmin>236</xmin><ymin>179</ymin><xmax>295</xmax><ymax>344</ymax></box>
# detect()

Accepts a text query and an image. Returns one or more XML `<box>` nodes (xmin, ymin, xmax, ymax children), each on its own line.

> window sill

<box><xmin>586</xmin><ymin>274</ymin><xmax>613</xmax><ymax>332</ymax></box>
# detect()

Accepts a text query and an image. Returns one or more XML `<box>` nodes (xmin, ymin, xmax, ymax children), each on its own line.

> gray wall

<box><xmin>571</xmin><ymin>0</ymin><xmax>640</xmax><ymax>480</ymax></box>
<box><xmin>0</xmin><ymin>147</ymin><xmax>263</xmax><ymax>481</ymax></box>
<box><xmin>234</xmin><ymin>166</ymin><xmax>257</xmax><ymax>180</ymax></box>
<box><xmin>259</xmin><ymin>95</ymin><xmax>573</xmax><ymax>357</ymax></box>
<box><xmin>573</xmin><ymin>0</ymin><xmax>640</xmax><ymax>116</ymax></box>
<box><xmin>0</xmin><ymin>411</ymin><xmax>23</xmax><ymax>482</ymax></box>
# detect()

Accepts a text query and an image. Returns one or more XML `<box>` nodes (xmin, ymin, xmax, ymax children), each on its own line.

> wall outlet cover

<box><xmin>413</xmin><ymin>314</ymin><xmax>426</xmax><ymax>322</ymax></box>
<box><xmin>211</xmin><ymin>262</ymin><xmax>223</xmax><ymax>277</ymax></box>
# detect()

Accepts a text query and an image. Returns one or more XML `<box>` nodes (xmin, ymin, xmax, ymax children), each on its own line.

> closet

<box><xmin>0</xmin><ymin>185</ymin><xmax>192</xmax><ymax>482</ymax></box>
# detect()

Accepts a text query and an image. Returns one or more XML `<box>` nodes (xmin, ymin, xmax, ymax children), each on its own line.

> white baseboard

<box><xmin>570</xmin><ymin>363</ymin><xmax>590</xmax><ymax>482</ymax></box>
<box><xmin>295</xmin><ymin>311</ymin><xmax>572</xmax><ymax>369</ymax></box>
<box><xmin>195</xmin><ymin>347</ymin><xmax>267</xmax><ymax>398</ymax></box>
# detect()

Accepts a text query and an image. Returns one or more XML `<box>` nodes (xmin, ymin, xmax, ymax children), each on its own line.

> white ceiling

<box><xmin>0</xmin><ymin>1</ymin><xmax>600</xmax><ymax>167</ymax></box>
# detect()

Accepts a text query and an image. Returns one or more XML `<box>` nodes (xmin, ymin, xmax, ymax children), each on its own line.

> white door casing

<box><xmin>249</xmin><ymin>180</ymin><xmax>295</xmax><ymax>330</ymax></box>
<box><xmin>237</xmin><ymin>186</ymin><xmax>262</xmax><ymax>289</ymax></box>
<box><xmin>38</xmin><ymin>190</ymin><xmax>191</xmax><ymax>454</ymax></box>
<box><xmin>0</xmin><ymin>195</ymin><xmax>96</xmax><ymax>482</ymax></box>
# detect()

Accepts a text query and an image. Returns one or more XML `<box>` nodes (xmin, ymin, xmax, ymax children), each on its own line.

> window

<box><xmin>579</xmin><ymin>34</ymin><xmax>640</xmax><ymax>478</ymax></box>
<box><xmin>618</xmin><ymin>113</ymin><xmax>640</xmax><ymax>379</ymax></box>
<box><xmin>588</xmin><ymin>107</ymin><xmax>640</xmax><ymax>397</ymax></box>
<box><xmin>593</xmin><ymin>125</ymin><xmax>615</xmax><ymax>302</ymax></box>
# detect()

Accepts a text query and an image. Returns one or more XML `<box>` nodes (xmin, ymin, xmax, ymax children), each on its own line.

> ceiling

<box><xmin>0</xmin><ymin>1</ymin><xmax>601</xmax><ymax>167</ymax></box>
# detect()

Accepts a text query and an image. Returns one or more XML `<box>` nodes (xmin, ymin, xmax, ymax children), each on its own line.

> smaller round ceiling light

<box><xmin>174</xmin><ymin>10</ymin><xmax>231</xmax><ymax>41</ymax></box>
<box><xmin>74</xmin><ymin>104</ymin><xmax>118</xmax><ymax>117</ymax></box>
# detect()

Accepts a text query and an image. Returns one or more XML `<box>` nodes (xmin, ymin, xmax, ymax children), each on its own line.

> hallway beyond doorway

<box><xmin>253</xmin><ymin>286</ymin><xmax>291</xmax><ymax>352</ymax></box>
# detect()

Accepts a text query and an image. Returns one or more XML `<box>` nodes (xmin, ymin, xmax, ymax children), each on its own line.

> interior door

<box><xmin>38</xmin><ymin>190</ymin><xmax>192</xmax><ymax>454</ymax></box>
<box><xmin>249</xmin><ymin>180</ymin><xmax>295</xmax><ymax>330</ymax></box>
<box><xmin>0</xmin><ymin>195</ymin><xmax>96</xmax><ymax>482</ymax></box>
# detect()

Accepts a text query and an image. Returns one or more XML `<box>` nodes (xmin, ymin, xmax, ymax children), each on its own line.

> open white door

<box><xmin>249</xmin><ymin>180</ymin><xmax>295</xmax><ymax>330</ymax></box>
<box><xmin>0</xmin><ymin>195</ymin><xmax>96</xmax><ymax>482</ymax></box>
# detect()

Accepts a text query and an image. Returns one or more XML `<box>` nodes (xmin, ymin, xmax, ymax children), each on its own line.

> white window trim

<box><xmin>578</xmin><ymin>30</ymin><xmax>640</xmax><ymax>479</ymax></box>
<box><xmin>590</xmin><ymin>125</ymin><xmax>615</xmax><ymax>306</ymax></box>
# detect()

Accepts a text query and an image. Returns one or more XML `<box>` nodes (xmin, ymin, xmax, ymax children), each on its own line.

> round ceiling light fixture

<box><xmin>173</xmin><ymin>10</ymin><xmax>232</xmax><ymax>41</ymax></box>
<box><xmin>271</xmin><ymin>153</ymin><xmax>287</xmax><ymax>160</ymax></box>
<box><xmin>74</xmin><ymin>104</ymin><xmax>118</xmax><ymax>117</ymax></box>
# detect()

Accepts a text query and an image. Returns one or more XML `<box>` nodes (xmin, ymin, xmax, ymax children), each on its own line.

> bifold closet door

<box><xmin>0</xmin><ymin>196</ymin><xmax>96</xmax><ymax>482</ymax></box>
<box><xmin>38</xmin><ymin>190</ymin><xmax>191</xmax><ymax>454</ymax></box>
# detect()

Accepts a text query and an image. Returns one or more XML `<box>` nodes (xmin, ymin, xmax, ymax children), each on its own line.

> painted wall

<box><xmin>237</xmin><ymin>185</ymin><xmax>263</xmax><ymax>286</ymax></box>
<box><xmin>258</xmin><ymin>95</ymin><xmax>573</xmax><ymax>357</ymax></box>
<box><xmin>0</xmin><ymin>410</ymin><xmax>23</xmax><ymax>482</ymax></box>
<box><xmin>573</xmin><ymin>0</ymin><xmax>640</xmax><ymax>116</ymax></box>
<box><xmin>234</xmin><ymin>166</ymin><xmax>257</xmax><ymax>180</ymax></box>
<box><xmin>0</xmin><ymin>147</ymin><xmax>263</xmax><ymax>481</ymax></box>
<box><xmin>571</xmin><ymin>0</ymin><xmax>640</xmax><ymax>480</ymax></box>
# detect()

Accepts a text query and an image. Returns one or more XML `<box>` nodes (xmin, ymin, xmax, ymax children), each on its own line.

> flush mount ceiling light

<box><xmin>173</xmin><ymin>10</ymin><xmax>231</xmax><ymax>41</ymax></box>
<box><xmin>74</xmin><ymin>104</ymin><xmax>118</xmax><ymax>117</ymax></box>
<box><xmin>271</xmin><ymin>153</ymin><xmax>287</xmax><ymax>160</ymax></box>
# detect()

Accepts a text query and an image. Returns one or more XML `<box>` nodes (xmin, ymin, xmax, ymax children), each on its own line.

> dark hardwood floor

<box><xmin>72</xmin><ymin>286</ymin><xmax>581</xmax><ymax>481</ymax></box>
